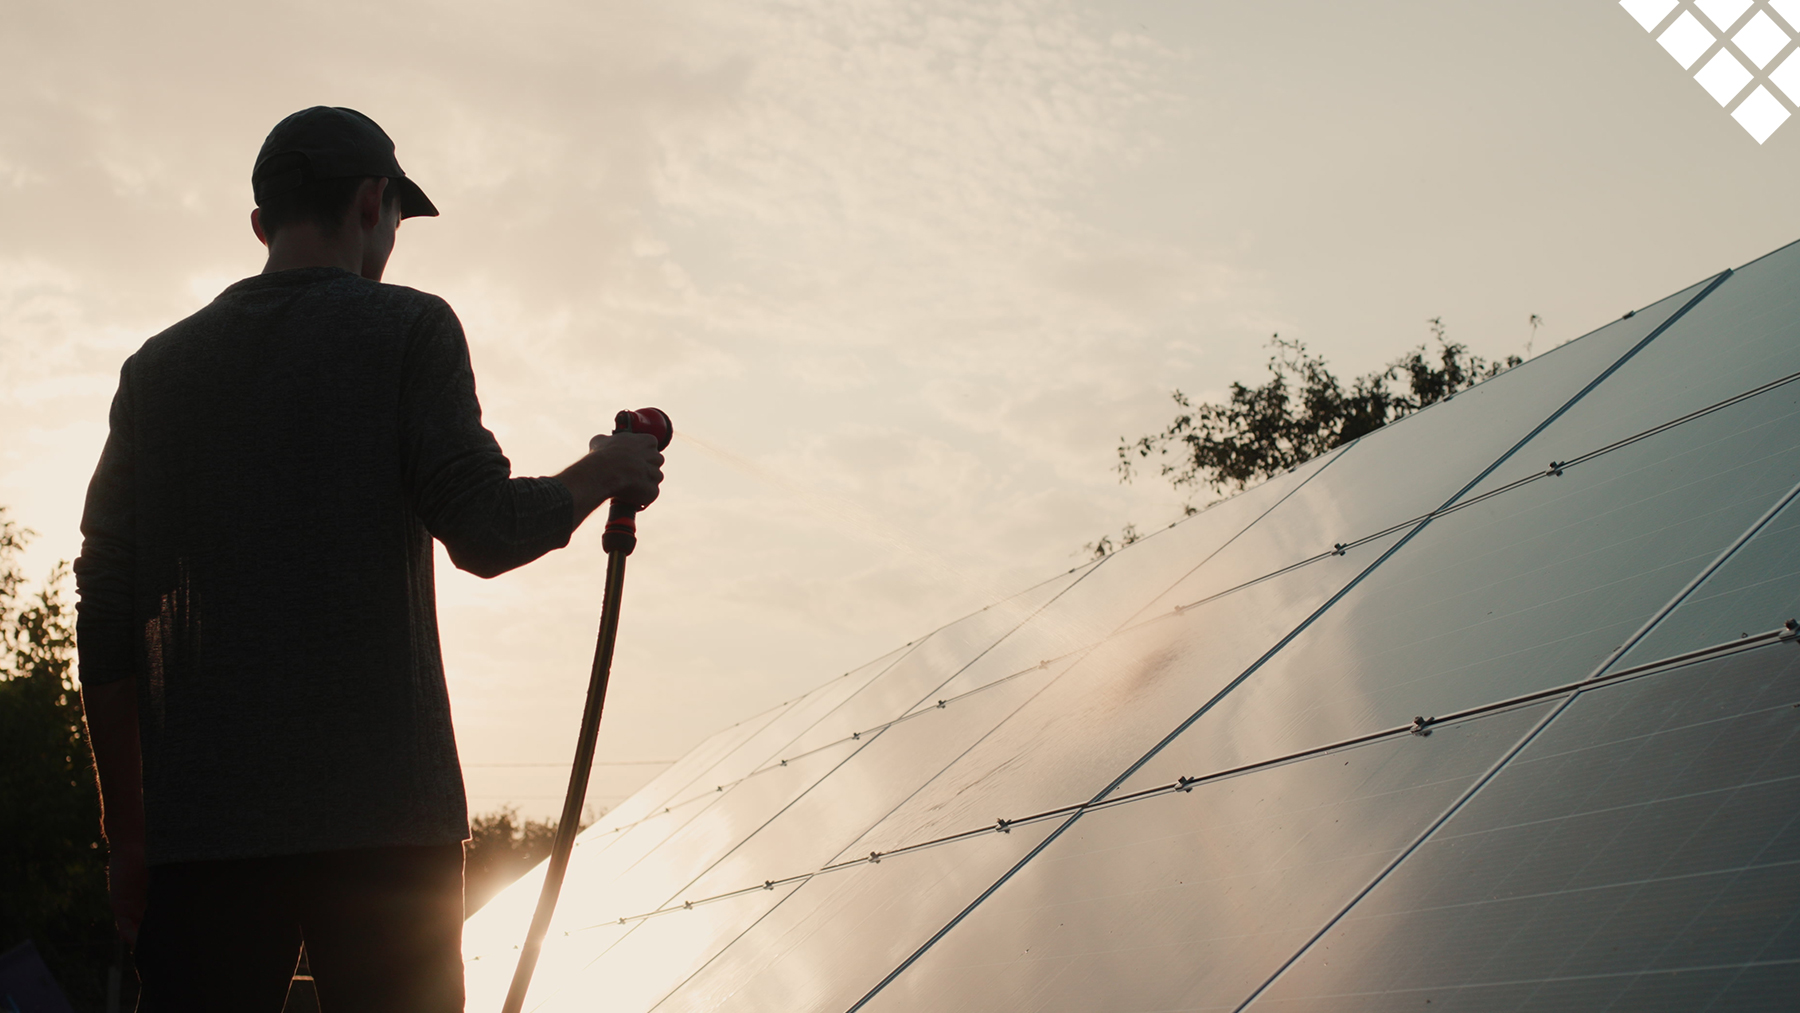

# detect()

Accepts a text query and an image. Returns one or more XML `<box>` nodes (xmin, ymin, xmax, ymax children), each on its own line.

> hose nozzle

<box><xmin>602</xmin><ymin>407</ymin><xmax>673</xmax><ymax>555</ymax></box>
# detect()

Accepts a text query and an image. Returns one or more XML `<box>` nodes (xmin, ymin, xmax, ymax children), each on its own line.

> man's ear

<box><xmin>251</xmin><ymin>207</ymin><xmax>269</xmax><ymax>246</ymax></box>
<box><xmin>357</xmin><ymin>177</ymin><xmax>389</xmax><ymax>230</ymax></box>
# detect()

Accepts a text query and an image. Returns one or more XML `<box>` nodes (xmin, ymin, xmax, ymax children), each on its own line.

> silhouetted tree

<box><xmin>1119</xmin><ymin>326</ymin><xmax>1522</xmax><ymax>495</ymax></box>
<box><xmin>0</xmin><ymin>509</ymin><xmax>119</xmax><ymax>1011</ymax></box>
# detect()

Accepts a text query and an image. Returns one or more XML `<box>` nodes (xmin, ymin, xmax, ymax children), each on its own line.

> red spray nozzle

<box><xmin>614</xmin><ymin>407</ymin><xmax>674</xmax><ymax>450</ymax></box>
<box><xmin>603</xmin><ymin>407</ymin><xmax>672</xmax><ymax>556</ymax></box>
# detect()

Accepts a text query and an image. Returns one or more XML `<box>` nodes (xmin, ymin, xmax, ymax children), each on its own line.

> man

<box><xmin>75</xmin><ymin>106</ymin><xmax>664</xmax><ymax>1012</ymax></box>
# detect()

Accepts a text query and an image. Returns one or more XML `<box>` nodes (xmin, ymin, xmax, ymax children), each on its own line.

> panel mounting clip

<box><xmin>1410</xmin><ymin>715</ymin><xmax>1435</xmax><ymax>737</ymax></box>
<box><xmin>1782</xmin><ymin>619</ymin><xmax>1799</xmax><ymax>642</ymax></box>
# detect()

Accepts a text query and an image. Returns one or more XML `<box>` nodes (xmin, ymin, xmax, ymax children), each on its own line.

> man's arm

<box><xmin>82</xmin><ymin>678</ymin><xmax>146</xmax><ymax>942</ymax></box>
<box><xmin>401</xmin><ymin>303</ymin><xmax>663</xmax><ymax>577</ymax></box>
<box><xmin>74</xmin><ymin>364</ymin><xmax>146</xmax><ymax>941</ymax></box>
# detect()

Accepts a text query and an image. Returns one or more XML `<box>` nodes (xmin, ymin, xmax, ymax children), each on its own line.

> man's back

<box><xmin>77</xmin><ymin>266</ymin><xmax>575</xmax><ymax>864</ymax></box>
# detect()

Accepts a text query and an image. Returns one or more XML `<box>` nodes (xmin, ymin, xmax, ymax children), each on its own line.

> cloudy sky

<box><xmin>5</xmin><ymin>0</ymin><xmax>1797</xmax><ymax>817</ymax></box>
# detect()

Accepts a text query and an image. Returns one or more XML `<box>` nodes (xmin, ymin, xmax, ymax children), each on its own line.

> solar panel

<box><xmin>463</xmin><ymin>240</ymin><xmax>1800</xmax><ymax>1012</ymax></box>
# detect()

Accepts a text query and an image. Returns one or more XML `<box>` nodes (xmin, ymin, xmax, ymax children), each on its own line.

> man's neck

<box><xmin>260</xmin><ymin>227</ymin><xmax>374</xmax><ymax>279</ymax></box>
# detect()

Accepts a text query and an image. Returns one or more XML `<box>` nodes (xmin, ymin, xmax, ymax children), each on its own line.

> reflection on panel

<box><xmin>858</xmin><ymin>703</ymin><xmax>1551</xmax><ymax>1013</ymax></box>
<box><xmin>656</xmin><ymin>822</ymin><xmax>1063</xmax><ymax>1013</ymax></box>
<box><xmin>655</xmin><ymin>645</ymin><xmax>909</xmax><ymax>812</ymax></box>
<box><xmin>466</xmin><ymin>644</ymin><xmax>909</xmax><ymax>1007</ymax></box>
<box><xmin>516</xmin><ymin>655</ymin><xmax>893</xmax><ymax>924</ymax></box>
<box><xmin>467</xmin><ymin>572</ymin><xmax>1077</xmax><ymax>1010</ymax></box>
<box><xmin>574</xmin><ymin>698</ymin><xmax>808</xmax><ymax>853</ymax></box>
<box><xmin>1615</xmin><ymin>485</ymin><xmax>1800</xmax><ymax>668</ymax></box>
<box><xmin>1249</xmin><ymin>646</ymin><xmax>1800</xmax><ymax>1012</ymax></box>
<box><xmin>909</xmin><ymin>453</ymin><xmax>1335</xmax><ymax>712</ymax></box>
<box><xmin>463</xmin><ymin>676</ymin><xmax>811</xmax><ymax>1009</ymax></box>
<box><xmin>529</xmin><ymin>882</ymin><xmax>807</xmax><ymax>1013</ymax></box>
<box><xmin>1119</xmin><ymin>382</ymin><xmax>1800</xmax><ymax>795</ymax></box>
<box><xmin>848</xmin><ymin>531</ymin><xmax>1407</xmax><ymax>856</ymax></box>
<box><xmin>676</xmin><ymin>660</ymin><xmax>1078</xmax><ymax>905</ymax></box>
<box><xmin>772</xmin><ymin>566</ymin><xmax>1085</xmax><ymax>760</ymax></box>
<box><xmin>558</xmin><ymin>737</ymin><xmax>863</xmax><ymax>922</ymax></box>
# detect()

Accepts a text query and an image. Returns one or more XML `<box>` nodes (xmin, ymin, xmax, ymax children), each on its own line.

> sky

<box><xmin>4</xmin><ymin>0</ymin><xmax>1798</xmax><ymax>819</ymax></box>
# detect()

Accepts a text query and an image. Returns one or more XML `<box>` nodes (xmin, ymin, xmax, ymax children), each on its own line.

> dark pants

<box><xmin>135</xmin><ymin>844</ymin><xmax>465</xmax><ymax>1013</ymax></box>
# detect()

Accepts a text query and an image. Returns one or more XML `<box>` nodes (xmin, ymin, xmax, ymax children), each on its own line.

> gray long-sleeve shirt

<box><xmin>75</xmin><ymin>267</ymin><xmax>575</xmax><ymax>864</ymax></box>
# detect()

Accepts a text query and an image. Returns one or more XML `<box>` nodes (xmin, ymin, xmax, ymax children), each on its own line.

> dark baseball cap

<box><xmin>252</xmin><ymin>106</ymin><xmax>438</xmax><ymax>219</ymax></box>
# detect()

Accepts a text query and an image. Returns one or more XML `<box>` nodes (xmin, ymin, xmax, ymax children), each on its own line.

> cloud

<box><xmin>0</xmin><ymin>0</ymin><xmax>1373</xmax><ymax>813</ymax></box>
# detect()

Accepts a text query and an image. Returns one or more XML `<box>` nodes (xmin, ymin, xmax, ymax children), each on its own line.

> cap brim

<box><xmin>395</xmin><ymin>176</ymin><xmax>438</xmax><ymax>219</ymax></box>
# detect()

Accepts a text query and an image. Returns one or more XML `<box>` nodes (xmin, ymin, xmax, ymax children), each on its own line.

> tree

<box><xmin>0</xmin><ymin>509</ymin><xmax>119</xmax><ymax>1011</ymax></box>
<box><xmin>1118</xmin><ymin>324</ymin><xmax>1522</xmax><ymax>496</ymax></box>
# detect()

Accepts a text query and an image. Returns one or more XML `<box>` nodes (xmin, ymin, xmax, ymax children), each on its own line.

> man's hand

<box><xmin>108</xmin><ymin>841</ymin><xmax>148</xmax><ymax>944</ymax></box>
<box><xmin>586</xmin><ymin>431</ymin><xmax>666</xmax><ymax>509</ymax></box>
<box><xmin>555</xmin><ymin>431</ymin><xmax>666</xmax><ymax>524</ymax></box>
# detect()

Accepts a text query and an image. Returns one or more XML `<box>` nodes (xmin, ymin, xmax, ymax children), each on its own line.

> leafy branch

<box><xmin>1119</xmin><ymin>325</ymin><xmax>1522</xmax><ymax>496</ymax></box>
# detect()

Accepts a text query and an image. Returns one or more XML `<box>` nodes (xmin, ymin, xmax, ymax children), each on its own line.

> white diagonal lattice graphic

<box><xmin>1735</xmin><ymin>10</ymin><xmax>1791</xmax><ymax>65</ymax></box>
<box><xmin>1620</xmin><ymin>0</ymin><xmax>1800</xmax><ymax>141</ymax></box>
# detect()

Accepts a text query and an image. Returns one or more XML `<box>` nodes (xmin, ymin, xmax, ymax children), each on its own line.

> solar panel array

<box><xmin>463</xmin><ymin>240</ymin><xmax>1800</xmax><ymax>1012</ymax></box>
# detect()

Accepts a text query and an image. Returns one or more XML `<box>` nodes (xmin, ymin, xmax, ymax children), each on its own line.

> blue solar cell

<box><xmin>1463</xmin><ymin>240</ymin><xmax>1800</xmax><ymax>498</ymax></box>
<box><xmin>1614</xmin><ymin>485</ymin><xmax>1800</xmax><ymax>669</ymax></box>
<box><xmin>1245</xmin><ymin>645</ymin><xmax>1800</xmax><ymax>1012</ymax></box>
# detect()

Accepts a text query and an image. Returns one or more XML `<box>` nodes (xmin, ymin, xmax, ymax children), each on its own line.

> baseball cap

<box><xmin>252</xmin><ymin>106</ymin><xmax>439</xmax><ymax>219</ymax></box>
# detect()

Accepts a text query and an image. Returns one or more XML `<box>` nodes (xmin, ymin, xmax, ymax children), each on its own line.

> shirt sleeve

<box><xmin>74</xmin><ymin>363</ymin><xmax>139</xmax><ymax>686</ymax></box>
<box><xmin>400</xmin><ymin>300</ymin><xmax>576</xmax><ymax>578</ymax></box>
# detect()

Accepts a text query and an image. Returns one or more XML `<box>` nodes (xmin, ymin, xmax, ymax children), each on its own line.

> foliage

<box><xmin>1118</xmin><ymin>325</ymin><xmax>1523</xmax><ymax>495</ymax></box>
<box><xmin>1081</xmin><ymin>523</ymin><xmax>1141</xmax><ymax>561</ymax></box>
<box><xmin>465</xmin><ymin>806</ymin><xmax>590</xmax><ymax>915</ymax></box>
<box><xmin>0</xmin><ymin>509</ymin><xmax>116</xmax><ymax>1011</ymax></box>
